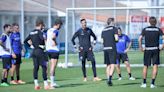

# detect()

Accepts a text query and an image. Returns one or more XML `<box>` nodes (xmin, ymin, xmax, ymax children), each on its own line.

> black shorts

<box><xmin>79</xmin><ymin>50</ymin><xmax>95</xmax><ymax>61</ymax></box>
<box><xmin>12</xmin><ymin>54</ymin><xmax>22</xmax><ymax>65</ymax></box>
<box><xmin>116</xmin><ymin>53</ymin><xmax>129</xmax><ymax>64</ymax></box>
<box><xmin>2</xmin><ymin>57</ymin><xmax>12</xmax><ymax>69</ymax></box>
<box><xmin>144</xmin><ymin>49</ymin><xmax>160</xmax><ymax>66</ymax></box>
<box><xmin>31</xmin><ymin>48</ymin><xmax>48</xmax><ymax>63</ymax></box>
<box><xmin>104</xmin><ymin>50</ymin><xmax>116</xmax><ymax>65</ymax></box>
<box><xmin>47</xmin><ymin>52</ymin><xmax>59</xmax><ymax>59</ymax></box>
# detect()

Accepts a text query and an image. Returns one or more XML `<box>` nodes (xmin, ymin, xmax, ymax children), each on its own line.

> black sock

<box><xmin>108</xmin><ymin>76</ymin><xmax>112</xmax><ymax>81</ymax></box>
<box><xmin>118</xmin><ymin>74</ymin><xmax>122</xmax><ymax>78</ymax></box>
<box><xmin>17</xmin><ymin>76</ymin><xmax>20</xmax><ymax>81</ymax></box>
<box><xmin>143</xmin><ymin>79</ymin><xmax>146</xmax><ymax>84</ymax></box>
<box><xmin>151</xmin><ymin>79</ymin><xmax>155</xmax><ymax>85</ymax></box>
<box><xmin>1</xmin><ymin>79</ymin><xmax>4</xmax><ymax>83</ymax></box>
<box><xmin>4</xmin><ymin>78</ymin><xmax>7</xmax><ymax>83</ymax></box>
<box><xmin>11</xmin><ymin>76</ymin><xmax>14</xmax><ymax>81</ymax></box>
<box><xmin>129</xmin><ymin>73</ymin><xmax>132</xmax><ymax>78</ymax></box>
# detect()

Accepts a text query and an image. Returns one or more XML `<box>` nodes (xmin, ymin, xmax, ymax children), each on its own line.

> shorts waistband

<box><xmin>103</xmin><ymin>47</ymin><xmax>113</xmax><ymax>50</ymax></box>
<box><xmin>145</xmin><ymin>47</ymin><xmax>158</xmax><ymax>50</ymax></box>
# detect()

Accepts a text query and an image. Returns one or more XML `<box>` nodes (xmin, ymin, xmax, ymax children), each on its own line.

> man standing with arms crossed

<box><xmin>139</xmin><ymin>16</ymin><xmax>164</xmax><ymax>88</ymax></box>
<box><xmin>101</xmin><ymin>18</ymin><xmax>118</xmax><ymax>86</ymax></box>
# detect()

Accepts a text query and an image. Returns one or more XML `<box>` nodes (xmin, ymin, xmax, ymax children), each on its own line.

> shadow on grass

<box><xmin>25</xmin><ymin>81</ymin><xmax>34</xmax><ymax>84</ymax></box>
<box><xmin>58</xmin><ymin>83</ymin><xmax>85</xmax><ymax>88</ymax></box>
<box><xmin>158</xmin><ymin>85</ymin><xmax>164</xmax><ymax>87</ymax></box>
<box><xmin>118</xmin><ymin>82</ymin><xmax>140</xmax><ymax>86</ymax></box>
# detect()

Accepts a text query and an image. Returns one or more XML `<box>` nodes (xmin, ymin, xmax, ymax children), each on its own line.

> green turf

<box><xmin>0</xmin><ymin>51</ymin><xmax>164</xmax><ymax>92</ymax></box>
<box><xmin>0</xmin><ymin>60</ymin><xmax>164</xmax><ymax>92</ymax></box>
<box><xmin>60</xmin><ymin>51</ymin><xmax>164</xmax><ymax>64</ymax></box>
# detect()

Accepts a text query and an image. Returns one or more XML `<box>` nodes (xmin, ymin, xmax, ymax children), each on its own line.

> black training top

<box><xmin>71</xmin><ymin>27</ymin><xmax>97</xmax><ymax>50</ymax></box>
<box><xmin>141</xmin><ymin>26</ymin><xmax>164</xmax><ymax>47</ymax></box>
<box><xmin>24</xmin><ymin>29</ymin><xmax>45</xmax><ymax>49</ymax></box>
<box><xmin>101</xmin><ymin>26</ymin><xmax>118</xmax><ymax>50</ymax></box>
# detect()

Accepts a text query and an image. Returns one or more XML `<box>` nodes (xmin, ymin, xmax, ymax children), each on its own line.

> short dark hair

<box><xmin>149</xmin><ymin>16</ymin><xmax>157</xmax><ymax>26</ymax></box>
<box><xmin>80</xmin><ymin>18</ymin><xmax>86</xmax><ymax>23</ymax></box>
<box><xmin>107</xmin><ymin>18</ymin><xmax>114</xmax><ymax>25</ymax></box>
<box><xmin>53</xmin><ymin>17</ymin><xmax>63</xmax><ymax>25</ymax></box>
<box><xmin>36</xmin><ymin>19</ymin><xmax>44</xmax><ymax>27</ymax></box>
<box><xmin>117</xmin><ymin>27</ymin><xmax>122</xmax><ymax>31</ymax></box>
<box><xmin>3</xmin><ymin>24</ymin><xmax>11</xmax><ymax>30</ymax></box>
<box><xmin>12</xmin><ymin>23</ymin><xmax>19</xmax><ymax>27</ymax></box>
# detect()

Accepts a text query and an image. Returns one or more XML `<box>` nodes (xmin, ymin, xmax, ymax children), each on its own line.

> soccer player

<box><xmin>71</xmin><ymin>18</ymin><xmax>101</xmax><ymax>82</ymax></box>
<box><xmin>101</xmin><ymin>18</ymin><xmax>118</xmax><ymax>86</ymax></box>
<box><xmin>115</xmin><ymin>27</ymin><xmax>135</xmax><ymax>80</ymax></box>
<box><xmin>139</xmin><ymin>16</ymin><xmax>164</xmax><ymax>88</ymax></box>
<box><xmin>46</xmin><ymin>18</ymin><xmax>62</xmax><ymax>87</ymax></box>
<box><xmin>0</xmin><ymin>24</ymin><xmax>16</xmax><ymax>86</ymax></box>
<box><xmin>10</xmin><ymin>23</ymin><xmax>25</xmax><ymax>84</ymax></box>
<box><xmin>24</xmin><ymin>20</ymin><xmax>51</xmax><ymax>90</ymax></box>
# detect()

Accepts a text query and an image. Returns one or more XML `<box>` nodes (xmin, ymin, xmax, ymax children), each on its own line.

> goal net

<box><xmin>61</xmin><ymin>6</ymin><xmax>164</xmax><ymax>68</ymax></box>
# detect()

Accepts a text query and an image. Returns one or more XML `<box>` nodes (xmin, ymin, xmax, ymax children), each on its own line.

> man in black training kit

<box><xmin>71</xmin><ymin>18</ymin><xmax>101</xmax><ymax>82</ymax></box>
<box><xmin>101</xmin><ymin>18</ymin><xmax>118</xmax><ymax>86</ymax></box>
<box><xmin>139</xmin><ymin>16</ymin><xmax>164</xmax><ymax>88</ymax></box>
<box><xmin>24</xmin><ymin>20</ymin><xmax>52</xmax><ymax>90</ymax></box>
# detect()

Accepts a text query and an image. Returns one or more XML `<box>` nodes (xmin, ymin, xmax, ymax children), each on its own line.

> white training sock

<box><xmin>34</xmin><ymin>80</ymin><xmax>39</xmax><ymax>86</ymax></box>
<box><xmin>44</xmin><ymin>80</ymin><xmax>48</xmax><ymax>86</ymax></box>
<box><xmin>50</xmin><ymin>76</ymin><xmax>54</xmax><ymax>86</ymax></box>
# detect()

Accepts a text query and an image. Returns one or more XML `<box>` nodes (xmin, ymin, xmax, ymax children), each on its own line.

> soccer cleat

<box><xmin>0</xmin><ymin>82</ymin><xmax>10</xmax><ymax>87</ymax></box>
<box><xmin>83</xmin><ymin>78</ymin><xmax>87</xmax><ymax>82</ymax></box>
<box><xmin>140</xmin><ymin>83</ymin><xmax>147</xmax><ymax>88</ymax></box>
<box><xmin>10</xmin><ymin>80</ymin><xmax>18</xmax><ymax>85</ymax></box>
<box><xmin>129</xmin><ymin>77</ymin><xmax>135</xmax><ymax>80</ymax></box>
<box><xmin>44</xmin><ymin>85</ymin><xmax>55</xmax><ymax>90</ymax></box>
<box><xmin>118</xmin><ymin>77</ymin><xmax>122</xmax><ymax>80</ymax></box>
<box><xmin>93</xmin><ymin>77</ymin><xmax>102</xmax><ymax>81</ymax></box>
<box><xmin>150</xmin><ymin>84</ymin><xmax>156</xmax><ymax>88</ymax></box>
<box><xmin>51</xmin><ymin>83</ymin><xmax>60</xmax><ymax>87</ymax></box>
<box><xmin>47</xmin><ymin>79</ymin><xmax>51</xmax><ymax>83</ymax></box>
<box><xmin>34</xmin><ymin>86</ymin><xmax>41</xmax><ymax>90</ymax></box>
<box><xmin>107</xmin><ymin>81</ymin><xmax>113</xmax><ymax>86</ymax></box>
<box><xmin>17</xmin><ymin>80</ymin><xmax>26</xmax><ymax>84</ymax></box>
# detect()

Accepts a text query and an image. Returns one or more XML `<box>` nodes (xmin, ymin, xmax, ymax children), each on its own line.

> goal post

<box><xmin>64</xmin><ymin>6</ymin><xmax>164</xmax><ymax>68</ymax></box>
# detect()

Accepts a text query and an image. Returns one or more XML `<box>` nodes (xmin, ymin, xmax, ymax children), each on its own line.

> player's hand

<box><xmin>139</xmin><ymin>47</ymin><xmax>145</xmax><ymax>52</ymax></box>
<box><xmin>30</xmin><ymin>45</ymin><xmax>34</xmax><ymax>49</ymax></box>
<box><xmin>89</xmin><ymin>47</ymin><xmax>92</xmax><ymax>51</ymax></box>
<box><xmin>159</xmin><ymin>44</ymin><xmax>164</xmax><ymax>50</ymax></box>
<box><xmin>79</xmin><ymin>47</ymin><xmax>83</xmax><ymax>52</ymax></box>
<box><xmin>93</xmin><ymin>40</ymin><xmax>96</xmax><ymax>45</ymax></box>
<box><xmin>124</xmin><ymin>49</ymin><xmax>129</xmax><ymax>53</ymax></box>
<box><xmin>73</xmin><ymin>45</ymin><xmax>78</xmax><ymax>52</ymax></box>
<box><xmin>12</xmin><ymin>53</ymin><xmax>17</xmax><ymax>59</ymax></box>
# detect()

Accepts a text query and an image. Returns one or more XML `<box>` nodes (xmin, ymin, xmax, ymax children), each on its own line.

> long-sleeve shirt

<box><xmin>24</xmin><ymin>29</ymin><xmax>45</xmax><ymax>49</ymax></box>
<box><xmin>71</xmin><ymin>27</ymin><xmax>97</xmax><ymax>50</ymax></box>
